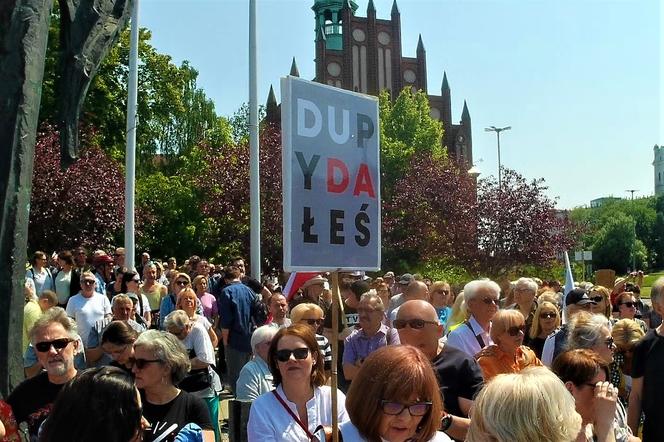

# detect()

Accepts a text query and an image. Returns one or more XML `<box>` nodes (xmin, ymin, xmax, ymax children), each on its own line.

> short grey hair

<box><xmin>359</xmin><ymin>291</ymin><xmax>384</xmax><ymax>311</ymax></box>
<box><xmin>515</xmin><ymin>277</ymin><xmax>538</xmax><ymax>294</ymax></box>
<box><xmin>134</xmin><ymin>330</ymin><xmax>191</xmax><ymax>384</ymax></box>
<box><xmin>651</xmin><ymin>277</ymin><xmax>664</xmax><ymax>307</ymax></box>
<box><xmin>112</xmin><ymin>294</ymin><xmax>132</xmax><ymax>308</ymax></box>
<box><xmin>566</xmin><ymin>312</ymin><xmax>611</xmax><ymax>350</ymax></box>
<box><xmin>250</xmin><ymin>325</ymin><xmax>278</xmax><ymax>352</ymax></box>
<box><xmin>30</xmin><ymin>307</ymin><xmax>78</xmax><ymax>343</ymax></box>
<box><xmin>163</xmin><ymin>310</ymin><xmax>190</xmax><ymax>332</ymax></box>
<box><xmin>80</xmin><ymin>271</ymin><xmax>95</xmax><ymax>282</ymax></box>
<box><xmin>463</xmin><ymin>279</ymin><xmax>501</xmax><ymax>303</ymax></box>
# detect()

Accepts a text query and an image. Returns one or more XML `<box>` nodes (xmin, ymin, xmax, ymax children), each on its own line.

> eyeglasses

<box><xmin>589</xmin><ymin>296</ymin><xmax>604</xmax><ymax>303</ymax></box>
<box><xmin>357</xmin><ymin>307</ymin><xmax>379</xmax><ymax>314</ymax></box>
<box><xmin>540</xmin><ymin>312</ymin><xmax>557</xmax><ymax>319</ymax></box>
<box><xmin>302</xmin><ymin>318</ymin><xmax>323</xmax><ymax>326</ymax></box>
<box><xmin>275</xmin><ymin>348</ymin><xmax>310</xmax><ymax>362</ymax></box>
<box><xmin>393</xmin><ymin>318</ymin><xmax>438</xmax><ymax>329</ymax></box>
<box><xmin>620</xmin><ymin>302</ymin><xmax>636</xmax><ymax>308</ymax></box>
<box><xmin>175</xmin><ymin>280</ymin><xmax>189</xmax><ymax>286</ymax></box>
<box><xmin>82</xmin><ymin>280</ymin><xmax>96</xmax><ymax>285</ymax></box>
<box><xmin>506</xmin><ymin>324</ymin><xmax>526</xmax><ymax>336</ymax></box>
<box><xmin>605</xmin><ymin>337</ymin><xmax>615</xmax><ymax>348</ymax></box>
<box><xmin>381</xmin><ymin>401</ymin><xmax>432</xmax><ymax>416</ymax></box>
<box><xmin>480</xmin><ymin>297</ymin><xmax>499</xmax><ymax>305</ymax></box>
<box><xmin>131</xmin><ymin>358</ymin><xmax>162</xmax><ymax>369</ymax></box>
<box><xmin>35</xmin><ymin>338</ymin><xmax>74</xmax><ymax>353</ymax></box>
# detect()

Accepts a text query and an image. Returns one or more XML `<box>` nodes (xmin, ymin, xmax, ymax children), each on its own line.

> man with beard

<box><xmin>7</xmin><ymin>308</ymin><xmax>79</xmax><ymax>440</ymax></box>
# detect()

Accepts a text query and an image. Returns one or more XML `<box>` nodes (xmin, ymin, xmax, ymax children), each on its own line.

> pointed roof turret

<box><xmin>417</xmin><ymin>34</ymin><xmax>425</xmax><ymax>53</ymax></box>
<box><xmin>367</xmin><ymin>0</ymin><xmax>376</xmax><ymax>13</ymax></box>
<box><xmin>391</xmin><ymin>0</ymin><xmax>400</xmax><ymax>15</ymax></box>
<box><xmin>267</xmin><ymin>85</ymin><xmax>277</xmax><ymax>106</ymax></box>
<box><xmin>461</xmin><ymin>100</ymin><xmax>470</xmax><ymax>121</ymax></box>
<box><xmin>290</xmin><ymin>57</ymin><xmax>300</xmax><ymax>77</ymax></box>
<box><xmin>442</xmin><ymin>72</ymin><xmax>450</xmax><ymax>93</ymax></box>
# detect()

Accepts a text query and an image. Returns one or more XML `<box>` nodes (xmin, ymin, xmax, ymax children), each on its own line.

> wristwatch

<box><xmin>440</xmin><ymin>413</ymin><xmax>453</xmax><ymax>432</ymax></box>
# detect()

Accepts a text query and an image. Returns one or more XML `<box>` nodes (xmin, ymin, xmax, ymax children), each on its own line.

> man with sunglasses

<box><xmin>65</xmin><ymin>271</ymin><xmax>112</xmax><ymax>349</ymax></box>
<box><xmin>447</xmin><ymin>279</ymin><xmax>500</xmax><ymax>358</ymax></box>
<box><xmin>509</xmin><ymin>277</ymin><xmax>539</xmax><ymax>332</ymax></box>
<box><xmin>395</xmin><ymin>300</ymin><xmax>484</xmax><ymax>441</ymax></box>
<box><xmin>7</xmin><ymin>308</ymin><xmax>79</xmax><ymax>440</ymax></box>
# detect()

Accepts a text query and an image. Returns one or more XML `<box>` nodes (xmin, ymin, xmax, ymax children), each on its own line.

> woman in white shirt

<box><xmin>248</xmin><ymin>324</ymin><xmax>349</xmax><ymax>441</ymax></box>
<box><xmin>340</xmin><ymin>345</ymin><xmax>451</xmax><ymax>442</ymax></box>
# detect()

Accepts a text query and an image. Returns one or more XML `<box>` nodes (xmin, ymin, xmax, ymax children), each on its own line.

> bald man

<box><xmin>395</xmin><ymin>300</ymin><xmax>484</xmax><ymax>441</ymax></box>
<box><xmin>388</xmin><ymin>280</ymin><xmax>429</xmax><ymax>323</ymax></box>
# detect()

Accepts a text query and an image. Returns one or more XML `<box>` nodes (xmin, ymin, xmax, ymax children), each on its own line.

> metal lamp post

<box><xmin>484</xmin><ymin>125</ymin><xmax>511</xmax><ymax>190</ymax></box>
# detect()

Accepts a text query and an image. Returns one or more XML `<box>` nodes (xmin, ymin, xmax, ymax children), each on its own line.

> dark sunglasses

<box><xmin>302</xmin><ymin>318</ymin><xmax>323</xmax><ymax>326</ymax></box>
<box><xmin>393</xmin><ymin>318</ymin><xmax>438</xmax><ymax>329</ymax></box>
<box><xmin>620</xmin><ymin>302</ymin><xmax>636</xmax><ymax>308</ymax></box>
<box><xmin>131</xmin><ymin>358</ymin><xmax>162</xmax><ymax>369</ymax></box>
<box><xmin>480</xmin><ymin>297</ymin><xmax>499</xmax><ymax>305</ymax></box>
<box><xmin>589</xmin><ymin>296</ymin><xmax>604</xmax><ymax>303</ymax></box>
<box><xmin>381</xmin><ymin>400</ymin><xmax>432</xmax><ymax>416</ymax></box>
<box><xmin>275</xmin><ymin>348</ymin><xmax>310</xmax><ymax>362</ymax></box>
<box><xmin>540</xmin><ymin>312</ymin><xmax>557</xmax><ymax>319</ymax></box>
<box><xmin>35</xmin><ymin>338</ymin><xmax>73</xmax><ymax>353</ymax></box>
<box><xmin>175</xmin><ymin>280</ymin><xmax>189</xmax><ymax>286</ymax></box>
<box><xmin>506</xmin><ymin>324</ymin><xmax>526</xmax><ymax>336</ymax></box>
<box><xmin>82</xmin><ymin>280</ymin><xmax>96</xmax><ymax>285</ymax></box>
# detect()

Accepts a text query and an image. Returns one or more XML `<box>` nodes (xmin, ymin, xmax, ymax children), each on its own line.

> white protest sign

<box><xmin>281</xmin><ymin>77</ymin><xmax>381</xmax><ymax>271</ymax></box>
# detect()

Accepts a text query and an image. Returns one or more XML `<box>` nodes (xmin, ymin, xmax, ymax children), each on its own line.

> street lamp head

<box><xmin>467</xmin><ymin>165</ymin><xmax>481</xmax><ymax>178</ymax></box>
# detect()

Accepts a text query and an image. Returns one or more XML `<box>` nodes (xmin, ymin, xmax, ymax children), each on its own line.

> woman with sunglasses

<box><xmin>552</xmin><ymin>349</ymin><xmax>619</xmax><ymax>442</ymax></box>
<box><xmin>475</xmin><ymin>310</ymin><xmax>542</xmax><ymax>381</ymax></box>
<box><xmin>524</xmin><ymin>301</ymin><xmax>560</xmax><ymax>359</ymax></box>
<box><xmin>589</xmin><ymin>286</ymin><xmax>612</xmax><ymax>319</ymax></box>
<box><xmin>565</xmin><ymin>312</ymin><xmax>638</xmax><ymax>442</ymax></box>
<box><xmin>192</xmin><ymin>275</ymin><xmax>219</xmax><ymax>329</ymax></box>
<box><xmin>121</xmin><ymin>271</ymin><xmax>151</xmax><ymax>327</ymax></box>
<box><xmin>133</xmin><ymin>330</ymin><xmax>215</xmax><ymax>442</ymax></box>
<box><xmin>290</xmin><ymin>303</ymin><xmax>333</xmax><ymax>372</ymax></box>
<box><xmin>614</xmin><ymin>292</ymin><xmax>647</xmax><ymax>333</ymax></box>
<box><xmin>248</xmin><ymin>324</ymin><xmax>349</xmax><ymax>441</ymax></box>
<box><xmin>341</xmin><ymin>345</ymin><xmax>449</xmax><ymax>442</ymax></box>
<box><xmin>159</xmin><ymin>273</ymin><xmax>192</xmax><ymax>329</ymax></box>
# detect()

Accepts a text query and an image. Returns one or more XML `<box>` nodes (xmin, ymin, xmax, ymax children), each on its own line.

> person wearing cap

<box><xmin>288</xmin><ymin>274</ymin><xmax>328</xmax><ymax>311</ymax></box>
<box><xmin>386</xmin><ymin>273</ymin><xmax>413</xmax><ymax>318</ymax></box>
<box><xmin>85</xmin><ymin>293</ymin><xmax>146</xmax><ymax>366</ymax></box>
<box><xmin>92</xmin><ymin>253</ymin><xmax>114</xmax><ymax>297</ymax></box>
<box><xmin>541</xmin><ymin>288</ymin><xmax>597</xmax><ymax>367</ymax></box>
<box><xmin>382</xmin><ymin>271</ymin><xmax>396</xmax><ymax>295</ymax></box>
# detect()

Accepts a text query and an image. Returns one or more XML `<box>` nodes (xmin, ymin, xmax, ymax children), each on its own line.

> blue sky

<box><xmin>140</xmin><ymin>0</ymin><xmax>662</xmax><ymax>209</ymax></box>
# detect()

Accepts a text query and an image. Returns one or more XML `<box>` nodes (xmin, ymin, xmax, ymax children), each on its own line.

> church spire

<box><xmin>461</xmin><ymin>100</ymin><xmax>470</xmax><ymax>122</ymax></box>
<box><xmin>367</xmin><ymin>0</ymin><xmax>376</xmax><ymax>14</ymax></box>
<box><xmin>442</xmin><ymin>72</ymin><xmax>449</xmax><ymax>93</ymax></box>
<box><xmin>265</xmin><ymin>85</ymin><xmax>279</xmax><ymax>123</ymax></box>
<box><xmin>417</xmin><ymin>34</ymin><xmax>425</xmax><ymax>53</ymax></box>
<box><xmin>290</xmin><ymin>57</ymin><xmax>300</xmax><ymax>77</ymax></box>
<box><xmin>391</xmin><ymin>0</ymin><xmax>400</xmax><ymax>16</ymax></box>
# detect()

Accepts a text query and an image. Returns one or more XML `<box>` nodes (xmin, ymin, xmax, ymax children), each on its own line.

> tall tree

<box><xmin>592</xmin><ymin>212</ymin><xmax>637</xmax><ymax>273</ymax></box>
<box><xmin>475</xmin><ymin>168</ymin><xmax>575</xmax><ymax>274</ymax></box>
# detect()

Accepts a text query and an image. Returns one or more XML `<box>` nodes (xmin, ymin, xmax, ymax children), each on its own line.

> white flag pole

<box><xmin>124</xmin><ymin>0</ymin><xmax>140</xmax><ymax>271</ymax></box>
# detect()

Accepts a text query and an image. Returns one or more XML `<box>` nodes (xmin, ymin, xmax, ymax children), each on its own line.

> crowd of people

<box><xmin>1</xmin><ymin>247</ymin><xmax>663</xmax><ymax>442</ymax></box>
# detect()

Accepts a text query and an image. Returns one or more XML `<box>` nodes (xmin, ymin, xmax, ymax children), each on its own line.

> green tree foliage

<box><xmin>591</xmin><ymin>212</ymin><xmax>637</xmax><ymax>273</ymax></box>
<box><xmin>39</xmin><ymin>8</ymin><xmax>230</xmax><ymax>174</ymax></box>
<box><xmin>379</xmin><ymin>88</ymin><xmax>444</xmax><ymax>198</ymax></box>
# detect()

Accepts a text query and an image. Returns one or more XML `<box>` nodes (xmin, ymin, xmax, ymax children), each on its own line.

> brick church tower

<box><xmin>268</xmin><ymin>0</ymin><xmax>473</xmax><ymax>168</ymax></box>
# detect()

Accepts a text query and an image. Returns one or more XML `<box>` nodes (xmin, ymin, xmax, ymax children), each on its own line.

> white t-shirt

<box><xmin>66</xmin><ymin>293</ymin><xmax>111</xmax><ymax>348</ymax></box>
<box><xmin>182</xmin><ymin>322</ymin><xmax>215</xmax><ymax>365</ymax></box>
<box><xmin>54</xmin><ymin>270</ymin><xmax>72</xmax><ymax>305</ymax></box>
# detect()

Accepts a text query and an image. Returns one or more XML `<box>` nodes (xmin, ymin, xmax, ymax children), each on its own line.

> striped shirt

<box><xmin>316</xmin><ymin>334</ymin><xmax>333</xmax><ymax>370</ymax></box>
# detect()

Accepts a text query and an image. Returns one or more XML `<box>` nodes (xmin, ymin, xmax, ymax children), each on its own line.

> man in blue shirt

<box><xmin>219</xmin><ymin>265</ymin><xmax>258</xmax><ymax>394</ymax></box>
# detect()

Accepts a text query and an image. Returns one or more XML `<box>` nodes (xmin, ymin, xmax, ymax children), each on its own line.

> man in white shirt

<box><xmin>446</xmin><ymin>279</ymin><xmax>499</xmax><ymax>357</ymax></box>
<box><xmin>66</xmin><ymin>271</ymin><xmax>112</xmax><ymax>348</ymax></box>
